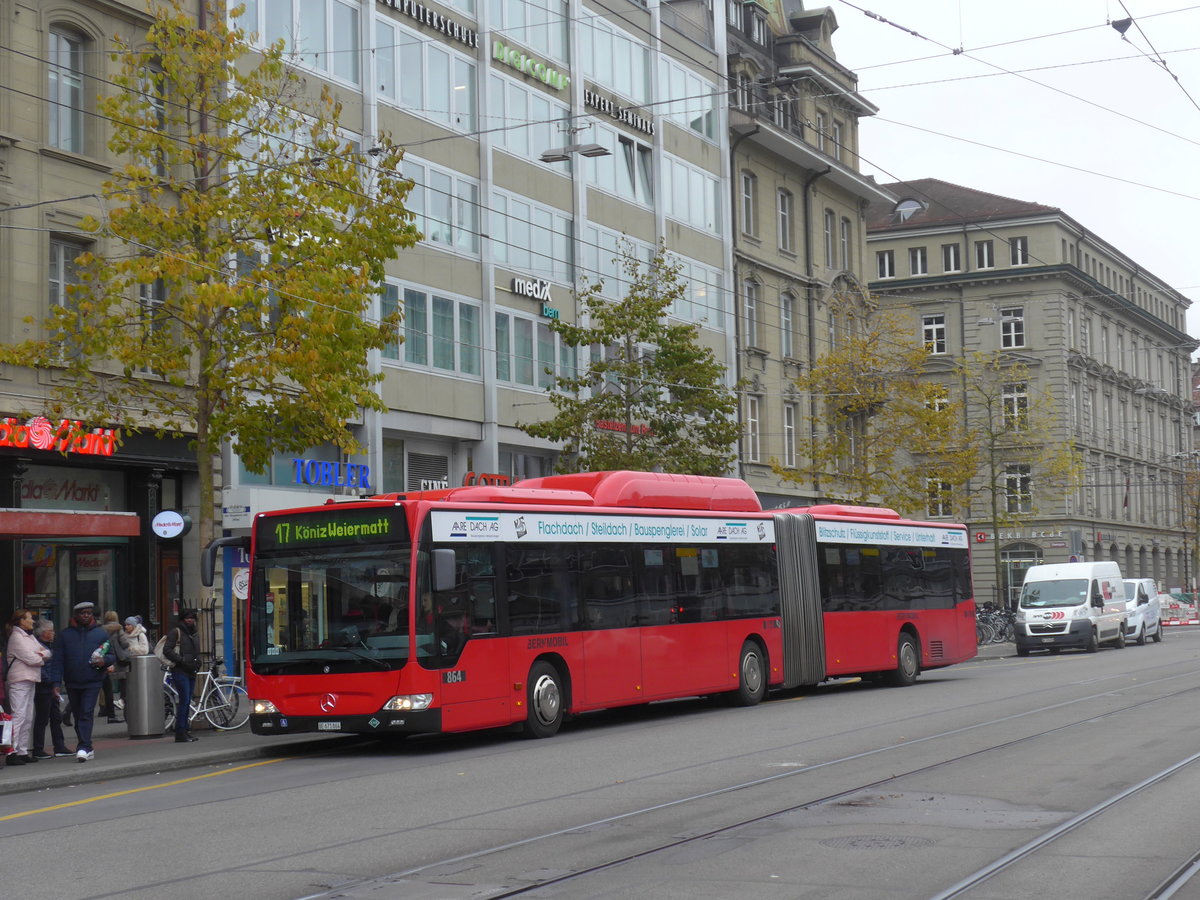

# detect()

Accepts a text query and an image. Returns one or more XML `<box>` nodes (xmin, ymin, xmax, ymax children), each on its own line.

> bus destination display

<box><xmin>256</xmin><ymin>507</ymin><xmax>408</xmax><ymax>551</ymax></box>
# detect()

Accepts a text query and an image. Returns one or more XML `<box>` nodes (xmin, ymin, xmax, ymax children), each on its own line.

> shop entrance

<box><xmin>22</xmin><ymin>542</ymin><xmax>128</xmax><ymax>625</ymax></box>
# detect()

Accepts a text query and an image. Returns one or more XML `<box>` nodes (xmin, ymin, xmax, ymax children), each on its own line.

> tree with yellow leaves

<box><xmin>0</xmin><ymin>1</ymin><xmax>418</xmax><ymax>556</ymax></box>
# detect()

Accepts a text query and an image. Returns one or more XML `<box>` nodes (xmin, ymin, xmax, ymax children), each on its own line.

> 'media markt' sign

<box><xmin>0</xmin><ymin>417</ymin><xmax>117</xmax><ymax>457</ymax></box>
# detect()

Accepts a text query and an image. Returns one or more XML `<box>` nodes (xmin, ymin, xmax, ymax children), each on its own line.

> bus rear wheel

<box><xmin>523</xmin><ymin>661</ymin><xmax>564</xmax><ymax>739</ymax></box>
<box><xmin>886</xmin><ymin>633</ymin><xmax>920</xmax><ymax>686</ymax></box>
<box><xmin>730</xmin><ymin>641</ymin><xmax>767</xmax><ymax>706</ymax></box>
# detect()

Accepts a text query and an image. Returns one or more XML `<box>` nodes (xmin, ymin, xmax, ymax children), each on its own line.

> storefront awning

<box><xmin>0</xmin><ymin>508</ymin><xmax>141</xmax><ymax>538</ymax></box>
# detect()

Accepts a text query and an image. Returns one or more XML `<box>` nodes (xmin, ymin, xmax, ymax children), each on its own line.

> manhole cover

<box><xmin>819</xmin><ymin>835</ymin><xmax>934</xmax><ymax>850</ymax></box>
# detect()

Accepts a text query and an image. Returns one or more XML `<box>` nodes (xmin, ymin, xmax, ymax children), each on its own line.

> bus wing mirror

<box><xmin>201</xmin><ymin>536</ymin><xmax>251</xmax><ymax>587</ymax></box>
<box><xmin>432</xmin><ymin>548</ymin><xmax>457</xmax><ymax>592</ymax></box>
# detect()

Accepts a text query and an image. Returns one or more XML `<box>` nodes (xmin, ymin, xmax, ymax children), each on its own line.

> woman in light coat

<box><xmin>5</xmin><ymin>609</ymin><xmax>51</xmax><ymax>764</ymax></box>
<box><xmin>120</xmin><ymin>617</ymin><xmax>150</xmax><ymax>657</ymax></box>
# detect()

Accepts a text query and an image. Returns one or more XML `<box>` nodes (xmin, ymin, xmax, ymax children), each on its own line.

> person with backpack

<box><xmin>161</xmin><ymin>609</ymin><xmax>202</xmax><ymax>743</ymax></box>
<box><xmin>52</xmin><ymin>602</ymin><xmax>114</xmax><ymax>762</ymax></box>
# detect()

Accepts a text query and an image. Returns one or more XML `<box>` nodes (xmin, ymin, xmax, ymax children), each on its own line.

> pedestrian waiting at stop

<box><xmin>162</xmin><ymin>609</ymin><xmax>202</xmax><ymax>743</ymax></box>
<box><xmin>53</xmin><ymin>601</ymin><xmax>114</xmax><ymax>762</ymax></box>
<box><xmin>99</xmin><ymin>610</ymin><xmax>125</xmax><ymax>723</ymax></box>
<box><xmin>5</xmin><ymin>609</ymin><xmax>51</xmax><ymax>765</ymax></box>
<box><xmin>31</xmin><ymin>619</ymin><xmax>70</xmax><ymax>760</ymax></box>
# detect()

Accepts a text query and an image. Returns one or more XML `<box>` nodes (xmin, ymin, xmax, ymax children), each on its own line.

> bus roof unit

<box><xmin>513</xmin><ymin>470</ymin><xmax>763</xmax><ymax>513</ymax></box>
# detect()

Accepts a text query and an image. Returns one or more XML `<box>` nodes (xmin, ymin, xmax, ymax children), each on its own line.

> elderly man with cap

<box><xmin>162</xmin><ymin>608</ymin><xmax>202</xmax><ymax>743</ymax></box>
<box><xmin>51</xmin><ymin>601</ymin><xmax>114</xmax><ymax>762</ymax></box>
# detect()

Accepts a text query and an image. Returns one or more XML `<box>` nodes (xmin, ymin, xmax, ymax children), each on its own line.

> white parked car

<box><xmin>1121</xmin><ymin>578</ymin><xmax>1163</xmax><ymax>645</ymax></box>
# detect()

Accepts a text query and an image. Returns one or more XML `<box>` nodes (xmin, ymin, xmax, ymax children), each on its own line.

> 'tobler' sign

<box><xmin>292</xmin><ymin>458</ymin><xmax>372</xmax><ymax>490</ymax></box>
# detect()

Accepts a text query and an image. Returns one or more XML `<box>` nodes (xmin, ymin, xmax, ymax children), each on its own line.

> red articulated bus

<box><xmin>211</xmin><ymin>471</ymin><xmax>975</xmax><ymax>739</ymax></box>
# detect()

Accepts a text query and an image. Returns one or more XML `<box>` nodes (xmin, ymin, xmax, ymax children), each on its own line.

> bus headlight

<box><xmin>383</xmin><ymin>694</ymin><xmax>433</xmax><ymax>711</ymax></box>
<box><xmin>252</xmin><ymin>699</ymin><xmax>279</xmax><ymax>715</ymax></box>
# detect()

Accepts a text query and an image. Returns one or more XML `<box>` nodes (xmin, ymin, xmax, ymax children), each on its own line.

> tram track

<box><xmin>301</xmin><ymin>670</ymin><xmax>1200</xmax><ymax>900</ymax></box>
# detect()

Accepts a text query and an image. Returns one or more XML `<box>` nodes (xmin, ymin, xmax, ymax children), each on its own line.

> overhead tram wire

<box><xmin>11</xmin><ymin>20</ymin><xmax>1197</xmax><ymax>344</ymax></box>
<box><xmin>1115</xmin><ymin>0</ymin><xmax>1200</xmax><ymax>114</ymax></box>
<box><xmin>834</xmin><ymin>0</ymin><xmax>1200</xmax><ymax>152</ymax></box>
<box><xmin>848</xmin><ymin>3</ymin><xmax>1200</xmax><ymax>73</ymax></box>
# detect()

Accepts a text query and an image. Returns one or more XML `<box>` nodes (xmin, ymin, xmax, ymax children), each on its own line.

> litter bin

<box><xmin>126</xmin><ymin>654</ymin><xmax>165</xmax><ymax>739</ymax></box>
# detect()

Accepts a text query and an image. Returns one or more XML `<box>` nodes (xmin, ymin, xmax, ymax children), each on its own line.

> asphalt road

<box><xmin>4</xmin><ymin>631</ymin><xmax>1200</xmax><ymax>900</ymax></box>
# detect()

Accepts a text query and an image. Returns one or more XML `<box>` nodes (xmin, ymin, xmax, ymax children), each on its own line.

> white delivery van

<box><xmin>1014</xmin><ymin>561</ymin><xmax>1127</xmax><ymax>656</ymax></box>
<box><xmin>1121</xmin><ymin>578</ymin><xmax>1163</xmax><ymax>645</ymax></box>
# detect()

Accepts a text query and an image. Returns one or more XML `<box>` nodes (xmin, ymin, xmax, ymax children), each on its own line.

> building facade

<box><xmin>725</xmin><ymin>3</ymin><xmax>889</xmax><ymax>507</ymax></box>
<box><xmin>0</xmin><ymin>0</ymin><xmax>203</xmax><ymax>634</ymax></box>
<box><xmin>866</xmin><ymin>179</ymin><xmax>1196</xmax><ymax>604</ymax></box>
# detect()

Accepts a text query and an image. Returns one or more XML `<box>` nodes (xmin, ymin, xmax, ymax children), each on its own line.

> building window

<box><xmin>748</xmin><ymin>12</ymin><xmax>767</xmax><ymax>44</ymax></box>
<box><xmin>49</xmin><ymin>29</ymin><xmax>85</xmax><ymax>153</ymax></box>
<box><xmin>831</xmin><ymin>120</ymin><xmax>843</xmax><ymax>161</ymax></box>
<box><xmin>49</xmin><ymin>238</ymin><xmax>85</xmax><ymax>307</ymax></box>
<box><xmin>740</xmin><ymin>171</ymin><xmax>756</xmax><ymax>236</ymax></box>
<box><xmin>1010</xmin><ymin>236</ymin><xmax>1030</xmax><ymax>265</ymax></box>
<box><xmin>927</xmin><ymin>478</ymin><xmax>952</xmax><ymax>518</ymax></box>
<box><xmin>840</xmin><ymin>218</ymin><xmax>851</xmax><ymax>268</ymax></box>
<box><xmin>743</xmin><ymin>279</ymin><xmax>759</xmax><ymax>348</ymax></box>
<box><xmin>138</xmin><ymin>279</ymin><xmax>168</xmax><ymax>359</ymax></box>
<box><xmin>1005</xmin><ymin>464</ymin><xmax>1032</xmax><ymax>513</ymax></box>
<box><xmin>492</xmin><ymin>314</ymin><xmax>576</xmax><ymax>388</ymax></box>
<box><xmin>746</xmin><ymin>395</ymin><xmax>761</xmax><ymax>462</ymax></box>
<box><xmin>727</xmin><ymin>0</ymin><xmax>742</xmax><ymax>30</ymax></box>
<box><xmin>777</xmin><ymin>189</ymin><xmax>794</xmax><ymax>252</ymax></box>
<box><xmin>490</xmin><ymin>0</ymin><xmax>566</xmax><ymax>60</ymax></box>
<box><xmin>783</xmin><ymin>402</ymin><xmax>797</xmax><ymax>468</ymax></box>
<box><xmin>382</xmin><ymin>284</ymin><xmax>482</xmax><ymax>378</ymax></box>
<box><xmin>402</xmin><ymin>157</ymin><xmax>480</xmax><ymax>255</ymax></box>
<box><xmin>975</xmin><ymin>240</ymin><xmax>994</xmax><ymax>269</ymax></box>
<box><xmin>1080</xmin><ymin>316</ymin><xmax>1091</xmax><ymax>355</ymax></box>
<box><xmin>922</xmin><ymin>314</ymin><xmax>946</xmax><ymax>354</ymax></box>
<box><xmin>1000</xmin><ymin>306</ymin><xmax>1025</xmax><ymax>348</ymax></box>
<box><xmin>486</xmin><ymin>72</ymin><xmax>570</xmax><ymax>167</ymax></box>
<box><xmin>659</xmin><ymin>57</ymin><xmax>717</xmax><ymax>140</ymax></box>
<box><xmin>942</xmin><ymin>243</ymin><xmax>961</xmax><ymax>272</ymax></box>
<box><xmin>1002</xmin><ymin>382</ymin><xmax>1029</xmax><ymax>430</ymax></box>
<box><xmin>876</xmin><ymin>249</ymin><xmax>895</xmax><ymax>279</ymax></box>
<box><xmin>909</xmin><ymin>246</ymin><xmax>928</xmax><ymax>276</ymax></box>
<box><xmin>780</xmin><ymin>292</ymin><xmax>794</xmax><ymax>359</ymax></box>
<box><xmin>260</xmin><ymin>0</ymin><xmax>361</xmax><ymax>85</ymax></box>
<box><xmin>814</xmin><ymin>112</ymin><xmax>826</xmax><ymax>153</ymax></box>
<box><xmin>492</xmin><ymin>191</ymin><xmax>573</xmax><ymax>284</ymax></box>
<box><xmin>578</xmin><ymin>15</ymin><xmax>650</xmax><ymax>104</ymax></box>
<box><xmin>823</xmin><ymin>209</ymin><xmax>835</xmax><ymax>267</ymax></box>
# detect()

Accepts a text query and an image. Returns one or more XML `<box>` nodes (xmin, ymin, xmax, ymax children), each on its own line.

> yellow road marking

<box><xmin>0</xmin><ymin>757</ymin><xmax>284</xmax><ymax>822</ymax></box>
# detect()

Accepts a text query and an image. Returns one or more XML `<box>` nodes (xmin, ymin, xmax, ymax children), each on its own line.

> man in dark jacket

<box><xmin>31</xmin><ymin>619</ymin><xmax>70</xmax><ymax>759</ymax></box>
<box><xmin>52</xmin><ymin>601</ymin><xmax>113</xmax><ymax>762</ymax></box>
<box><xmin>163</xmin><ymin>608</ymin><xmax>202</xmax><ymax>743</ymax></box>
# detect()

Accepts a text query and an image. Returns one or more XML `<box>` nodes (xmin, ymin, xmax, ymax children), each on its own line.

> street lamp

<box><xmin>539</xmin><ymin>142</ymin><xmax>610</xmax><ymax>163</ymax></box>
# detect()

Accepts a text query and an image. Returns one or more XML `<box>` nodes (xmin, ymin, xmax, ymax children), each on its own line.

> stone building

<box><xmin>867</xmin><ymin>178</ymin><xmax>1196</xmax><ymax>604</ymax></box>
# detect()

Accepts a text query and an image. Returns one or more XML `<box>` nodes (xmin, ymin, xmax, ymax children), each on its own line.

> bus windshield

<box><xmin>1019</xmin><ymin>579</ymin><xmax>1089</xmax><ymax>609</ymax></box>
<box><xmin>250</xmin><ymin>546</ymin><xmax>413</xmax><ymax>674</ymax></box>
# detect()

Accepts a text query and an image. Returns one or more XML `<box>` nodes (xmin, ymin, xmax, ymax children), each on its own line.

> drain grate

<box><xmin>819</xmin><ymin>835</ymin><xmax>935</xmax><ymax>850</ymax></box>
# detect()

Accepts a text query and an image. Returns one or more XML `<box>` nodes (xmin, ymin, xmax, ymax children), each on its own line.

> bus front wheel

<box><xmin>886</xmin><ymin>633</ymin><xmax>920</xmax><ymax>686</ymax></box>
<box><xmin>731</xmin><ymin>641</ymin><xmax>767</xmax><ymax>706</ymax></box>
<box><xmin>523</xmin><ymin>661</ymin><xmax>564</xmax><ymax>739</ymax></box>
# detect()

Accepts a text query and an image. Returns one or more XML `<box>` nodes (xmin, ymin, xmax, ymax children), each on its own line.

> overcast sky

<box><xmin>825</xmin><ymin>0</ymin><xmax>1200</xmax><ymax>346</ymax></box>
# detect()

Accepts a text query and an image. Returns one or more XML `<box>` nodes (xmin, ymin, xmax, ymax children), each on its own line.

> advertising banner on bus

<box><xmin>431</xmin><ymin>511</ymin><xmax>776</xmax><ymax>544</ymax></box>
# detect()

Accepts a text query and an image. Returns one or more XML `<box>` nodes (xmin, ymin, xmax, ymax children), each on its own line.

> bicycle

<box><xmin>162</xmin><ymin>657</ymin><xmax>250</xmax><ymax>731</ymax></box>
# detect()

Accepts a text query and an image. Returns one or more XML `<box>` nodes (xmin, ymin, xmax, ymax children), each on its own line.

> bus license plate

<box><xmin>317</xmin><ymin>722</ymin><xmax>341</xmax><ymax>731</ymax></box>
<box><xmin>1041</xmin><ymin>637</ymin><xmax>1055</xmax><ymax>643</ymax></box>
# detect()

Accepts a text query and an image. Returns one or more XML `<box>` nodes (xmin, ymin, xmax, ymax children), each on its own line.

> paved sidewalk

<box><xmin>0</xmin><ymin>713</ymin><xmax>361</xmax><ymax>797</ymax></box>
